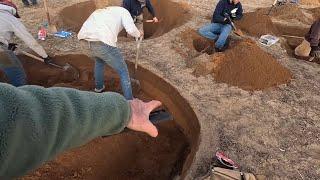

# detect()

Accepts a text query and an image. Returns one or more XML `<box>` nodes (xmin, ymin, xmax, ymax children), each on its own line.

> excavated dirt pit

<box><xmin>57</xmin><ymin>0</ymin><xmax>191</xmax><ymax>39</ymax></box>
<box><xmin>235</xmin><ymin>5</ymin><xmax>320</xmax><ymax>59</ymax></box>
<box><xmin>173</xmin><ymin>29</ymin><xmax>292</xmax><ymax>91</ymax></box>
<box><xmin>4</xmin><ymin>54</ymin><xmax>200</xmax><ymax>179</ymax></box>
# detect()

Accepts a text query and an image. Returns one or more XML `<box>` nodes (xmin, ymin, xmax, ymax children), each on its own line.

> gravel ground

<box><xmin>15</xmin><ymin>0</ymin><xmax>320</xmax><ymax>179</ymax></box>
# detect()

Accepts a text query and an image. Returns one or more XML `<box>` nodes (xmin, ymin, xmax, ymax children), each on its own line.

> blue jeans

<box><xmin>89</xmin><ymin>42</ymin><xmax>133</xmax><ymax>100</ymax></box>
<box><xmin>22</xmin><ymin>0</ymin><xmax>37</xmax><ymax>5</ymax></box>
<box><xmin>0</xmin><ymin>45</ymin><xmax>26</xmax><ymax>87</ymax></box>
<box><xmin>198</xmin><ymin>23</ymin><xmax>232</xmax><ymax>49</ymax></box>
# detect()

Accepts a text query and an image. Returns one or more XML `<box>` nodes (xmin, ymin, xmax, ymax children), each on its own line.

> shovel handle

<box><xmin>20</xmin><ymin>51</ymin><xmax>64</xmax><ymax>69</ymax></box>
<box><xmin>20</xmin><ymin>51</ymin><xmax>45</xmax><ymax>63</ymax></box>
<box><xmin>43</xmin><ymin>0</ymin><xmax>52</xmax><ymax>25</ymax></box>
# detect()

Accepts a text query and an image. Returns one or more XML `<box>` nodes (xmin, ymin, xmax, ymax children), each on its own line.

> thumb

<box><xmin>143</xmin><ymin>121</ymin><xmax>158</xmax><ymax>137</ymax></box>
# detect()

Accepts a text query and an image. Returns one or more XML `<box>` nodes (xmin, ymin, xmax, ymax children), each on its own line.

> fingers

<box><xmin>145</xmin><ymin>100</ymin><xmax>162</xmax><ymax>113</ymax></box>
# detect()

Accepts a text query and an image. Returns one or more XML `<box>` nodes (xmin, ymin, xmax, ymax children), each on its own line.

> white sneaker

<box><xmin>94</xmin><ymin>85</ymin><xmax>105</xmax><ymax>93</ymax></box>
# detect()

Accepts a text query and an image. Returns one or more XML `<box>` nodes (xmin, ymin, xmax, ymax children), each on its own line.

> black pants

<box><xmin>22</xmin><ymin>0</ymin><xmax>37</xmax><ymax>5</ymax></box>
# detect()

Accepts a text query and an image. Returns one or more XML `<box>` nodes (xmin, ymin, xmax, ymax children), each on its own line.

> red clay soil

<box><xmin>11</xmin><ymin>54</ymin><xmax>200</xmax><ymax>180</ymax></box>
<box><xmin>57</xmin><ymin>1</ymin><xmax>96</xmax><ymax>32</ymax></box>
<box><xmin>258</xmin><ymin>4</ymin><xmax>314</xmax><ymax>25</ymax></box>
<box><xmin>236</xmin><ymin>5</ymin><xmax>318</xmax><ymax>37</ymax></box>
<box><xmin>300</xmin><ymin>0</ymin><xmax>320</xmax><ymax>6</ymax></box>
<box><xmin>57</xmin><ymin>0</ymin><xmax>191</xmax><ymax>39</ymax></box>
<box><xmin>143</xmin><ymin>0</ymin><xmax>191</xmax><ymax>39</ymax></box>
<box><xmin>213</xmin><ymin>40</ymin><xmax>292</xmax><ymax>91</ymax></box>
<box><xmin>235</xmin><ymin>12</ymin><xmax>280</xmax><ymax>37</ymax></box>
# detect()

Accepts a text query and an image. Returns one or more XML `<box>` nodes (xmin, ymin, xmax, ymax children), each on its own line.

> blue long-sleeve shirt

<box><xmin>0</xmin><ymin>83</ymin><xmax>131</xmax><ymax>179</ymax></box>
<box><xmin>123</xmin><ymin>0</ymin><xmax>156</xmax><ymax>18</ymax></box>
<box><xmin>212</xmin><ymin>0</ymin><xmax>243</xmax><ymax>24</ymax></box>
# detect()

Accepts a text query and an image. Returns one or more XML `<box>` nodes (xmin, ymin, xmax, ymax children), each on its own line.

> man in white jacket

<box><xmin>0</xmin><ymin>0</ymin><xmax>52</xmax><ymax>86</ymax></box>
<box><xmin>78</xmin><ymin>6</ymin><xmax>143</xmax><ymax>99</ymax></box>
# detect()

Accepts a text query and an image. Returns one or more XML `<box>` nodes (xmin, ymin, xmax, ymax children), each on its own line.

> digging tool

<box><xmin>267</xmin><ymin>0</ymin><xmax>298</xmax><ymax>15</ymax></box>
<box><xmin>43</xmin><ymin>0</ymin><xmax>57</xmax><ymax>33</ymax></box>
<box><xmin>20</xmin><ymin>51</ymin><xmax>80</xmax><ymax>80</ymax></box>
<box><xmin>132</xmin><ymin>36</ymin><xmax>143</xmax><ymax>89</ymax></box>
<box><xmin>225</xmin><ymin>15</ymin><xmax>244</xmax><ymax>37</ymax></box>
<box><xmin>281</xmin><ymin>35</ymin><xmax>304</xmax><ymax>39</ymax></box>
<box><xmin>145</xmin><ymin>19</ymin><xmax>163</xmax><ymax>23</ymax></box>
<box><xmin>149</xmin><ymin>109</ymin><xmax>173</xmax><ymax>124</ymax></box>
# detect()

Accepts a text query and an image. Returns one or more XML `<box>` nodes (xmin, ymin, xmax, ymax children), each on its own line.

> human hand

<box><xmin>43</xmin><ymin>56</ymin><xmax>53</xmax><ymax>65</ymax></box>
<box><xmin>139</xmin><ymin>30</ymin><xmax>144</xmax><ymax>38</ymax></box>
<box><xmin>8</xmin><ymin>43</ymin><xmax>17</xmax><ymax>51</ymax></box>
<box><xmin>127</xmin><ymin>99</ymin><xmax>162</xmax><ymax>137</ymax></box>
<box><xmin>153</xmin><ymin>17</ymin><xmax>159</xmax><ymax>23</ymax></box>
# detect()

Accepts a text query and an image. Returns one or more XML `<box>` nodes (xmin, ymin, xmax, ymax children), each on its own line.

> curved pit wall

<box><xmin>16</xmin><ymin>54</ymin><xmax>200</xmax><ymax>179</ymax></box>
<box><xmin>57</xmin><ymin>0</ymin><xmax>191</xmax><ymax>39</ymax></box>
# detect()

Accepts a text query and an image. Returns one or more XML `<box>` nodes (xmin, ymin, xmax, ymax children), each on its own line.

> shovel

<box><xmin>131</xmin><ymin>37</ymin><xmax>143</xmax><ymax>90</ymax></box>
<box><xmin>43</xmin><ymin>0</ymin><xmax>57</xmax><ymax>33</ymax></box>
<box><xmin>20</xmin><ymin>51</ymin><xmax>80</xmax><ymax>80</ymax></box>
<box><xmin>225</xmin><ymin>15</ymin><xmax>244</xmax><ymax>37</ymax></box>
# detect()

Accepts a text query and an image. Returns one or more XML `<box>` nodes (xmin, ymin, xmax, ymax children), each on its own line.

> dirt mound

<box><xmin>300</xmin><ymin>0</ymin><xmax>320</xmax><ymax>6</ymax></box>
<box><xmin>310</xmin><ymin>7</ymin><xmax>320</xmax><ymax>19</ymax></box>
<box><xmin>57</xmin><ymin>0</ymin><xmax>191</xmax><ymax>39</ymax></box>
<box><xmin>57</xmin><ymin>1</ymin><xmax>96</xmax><ymax>33</ymax></box>
<box><xmin>212</xmin><ymin>40</ymin><xmax>292</xmax><ymax>91</ymax></box>
<box><xmin>265</xmin><ymin>4</ymin><xmax>314</xmax><ymax>24</ymax></box>
<box><xmin>15</xmin><ymin>54</ymin><xmax>200</xmax><ymax>179</ymax></box>
<box><xmin>236</xmin><ymin>5</ymin><xmax>317</xmax><ymax>37</ymax></box>
<box><xmin>144</xmin><ymin>0</ymin><xmax>191</xmax><ymax>39</ymax></box>
<box><xmin>236</xmin><ymin>12</ymin><xmax>279</xmax><ymax>37</ymax></box>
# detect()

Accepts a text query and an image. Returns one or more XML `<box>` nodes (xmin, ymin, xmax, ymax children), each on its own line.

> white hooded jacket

<box><xmin>0</xmin><ymin>4</ymin><xmax>48</xmax><ymax>58</ymax></box>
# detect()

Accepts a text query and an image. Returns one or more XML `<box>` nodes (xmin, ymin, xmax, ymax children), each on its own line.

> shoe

<box><xmin>94</xmin><ymin>85</ymin><xmax>105</xmax><ymax>93</ymax></box>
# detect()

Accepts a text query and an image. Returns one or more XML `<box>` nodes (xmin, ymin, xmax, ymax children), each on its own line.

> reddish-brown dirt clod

<box><xmin>14</xmin><ymin>54</ymin><xmax>200</xmax><ymax>180</ymax></box>
<box><xmin>57</xmin><ymin>0</ymin><xmax>191</xmax><ymax>39</ymax></box>
<box><xmin>212</xmin><ymin>40</ymin><xmax>292</xmax><ymax>91</ymax></box>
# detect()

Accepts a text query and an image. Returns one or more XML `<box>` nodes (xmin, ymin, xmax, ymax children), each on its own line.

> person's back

<box><xmin>78</xmin><ymin>6</ymin><xmax>137</xmax><ymax>47</ymax></box>
<box><xmin>0</xmin><ymin>5</ymin><xmax>19</xmax><ymax>45</ymax></box>
<box><xmin>78</xmin><ymin>6</ymin><xmax>141</xmax><ymax>98</ymax></box>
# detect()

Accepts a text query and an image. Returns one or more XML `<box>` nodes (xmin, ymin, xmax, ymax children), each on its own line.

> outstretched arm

<box><xmin>0</xmin><ymin>83</ymin><xmax>131</xmax><ymax>178</ymax></box>
<box><xmin>146</xmin><ymin>0</ymin><xmax>156</xmax><ymax>17</ymax></box>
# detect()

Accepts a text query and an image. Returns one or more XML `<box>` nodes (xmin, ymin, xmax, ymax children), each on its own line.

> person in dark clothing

<box><xmin>198</xmin><ymin>0</ymin><xmax>243</xmax><ymax>51</ymax></box>
<box><xmin>123</xmin><ymin>0</ymin><xmax>159</xmax><ymax>34</ymax></box>
<box><xmin>305</xmin><ymin>19</ymin><xmax>320</xmax><ymax>58</ymax></box>
<box><xmin>21</xmin><ymin>0</ymin><xmax>37</xmax><ymax>7</ymax></box>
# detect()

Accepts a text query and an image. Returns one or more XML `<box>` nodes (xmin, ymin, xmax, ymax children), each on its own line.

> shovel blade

<box><xmin>234</xmin><ymin>29</ymin><xmax>244</xmax><ymax>37</ymax></box>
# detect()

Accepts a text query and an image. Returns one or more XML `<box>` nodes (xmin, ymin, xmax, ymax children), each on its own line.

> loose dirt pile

<box><xmin>300</xmin><ymin>0</ymin><xmax>320</xmax><ymax>6</ymax></box>
<box><xmin>57</xmin><ymin>1</ymin><xmax>96</xmax><ymax>33</ymax></box>
<box><xmin>236</xmin><ymin>5</ymin><xmax>317</xmax><ymax>37</ymax></box>
<box><xmin>57</xmin><ymin>0</ymin><xmax>191</xmax><ymax>39</ymax></box>
<box><xmin>259</xmin><ymin>4</ymin><xmax>314</xmax><ymax>24</ymax></box>
<box><xmin>143</xmin><ymin>0</ymin><xmax>191</xmax><ymax>39</ymax></box>
<box><xmin>236</xmin><ymin>12</ymin><xmax>279</xmax><ymax>37</ymax></box>
<box><xmin>11</xmin><ymin>54</ymin><xmax>200</xmax><ymax>180</ymax></box>
<box><xmin>212</xmin><ymin>40</ymin><xmax>292</xmax><ymax>91</ymax></box>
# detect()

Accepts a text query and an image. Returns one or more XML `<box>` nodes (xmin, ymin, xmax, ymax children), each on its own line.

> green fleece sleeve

<box><xmin>0</xmin><ymin>83</ymin><xmax>131</xmax><ymax>179</ymax></box>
